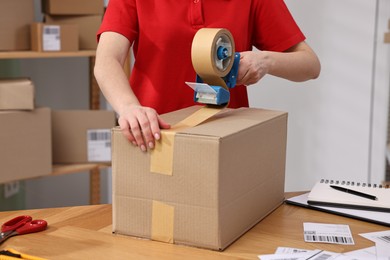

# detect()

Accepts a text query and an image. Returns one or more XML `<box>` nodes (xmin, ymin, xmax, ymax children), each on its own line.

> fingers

<box><xmin>118</xmin><ymin>106</ymin><xmax>170</xmax><ymax>152</ymax></box>
<box><xmin>239</xmin><ymin>69</ymin><xmax>261</xmax><ymax>86</ymax></box>
<box><xmin>118</xmin><ymin>118</ymin><xmax>136</xmax><ymax>145</ymax></box>
<box><xmin>236</xmin><ymin>51</ymin><xmax>266</xmax><ymax>86</ymax></box>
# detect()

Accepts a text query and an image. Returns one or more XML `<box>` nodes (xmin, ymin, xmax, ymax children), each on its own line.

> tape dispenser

<box><xmin>185</xmin><ymin>28</ymin><xmax>240</xmax><ymax>106</ymax></box>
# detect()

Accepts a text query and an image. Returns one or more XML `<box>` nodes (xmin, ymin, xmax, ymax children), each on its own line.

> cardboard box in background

<box><xmin>0</xmin><ymin>78</ymin><xmax>35</xmax><ymax>110</ymax></box>
<box><xmin>385</xmin><ymin>32</ymin><xmax>390</xmax><ymax>44</ymax></box>
<box><xmin>45</xmin><ymin>15</ymin><xmax>102</xmax><ymax>50</ymax></box>
<box><xmin>52</xmin><ymin>110</ymin><xmax>116</xmax><ymax>164</ymax></box>
<box><xmin>31</xmin><ymin>23</ymin><xmax>79</xmax><ymax>52</ymax></box>
<box><xmin>112</xmin><ymin>106</ymin><xmax>288</xmax><ymax>250</ymax></box>
<box><xmin>0</xmin><ymin>0</ymin><xmax>34</xmax><ymax>51</ymax></box>
<box><xmin>0</xmin><ymin>108</ymin><xmax>52</xmax><ymax>184</ymax></box>
<box><xmin>42</xmin><ymin>0</ymin><xmax>104</xmax><ymax>15</ymax></box>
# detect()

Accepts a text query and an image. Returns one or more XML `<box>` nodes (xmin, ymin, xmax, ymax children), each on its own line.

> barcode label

<box><xmin>311</xmin><ymin>253</ymin><xmax>333</xmax><ymax>260</ymax></box>
<box><xmin>42</xmin><ymin>25</ymin><xmax>60</xmax><ymax>51</ymax></box>
<box><xmin>258</xmin><ymin>249</ymin><xmax>340</xmax><ymax>260</ymax></box>
<box><xmin>303</xmin><ymin>223</ymin><xmax>354</xmax><ymax>245</ymax></box>
<box><xmin>88</xmin><ymin>131</ymin><xmax>110</xmax><ymax>141</ymax></box>
<box><xmin>378</xmin><ymin>235</ymin><xmax>390</xmax><ymax>243</ymax></box>
<box><xmin>304</xmin><ymin>234</ymin><xmax>354</xmax><ymax>244</ymax></box>
<box><xmin>44</xmin><ymin>27</ymin><xmax>60</xmax><ymax>35</ymax></box>
<box><xmin>87</xmin><ymin>129</ymin><xmax>111</xmax><ymax>162</ymax></box>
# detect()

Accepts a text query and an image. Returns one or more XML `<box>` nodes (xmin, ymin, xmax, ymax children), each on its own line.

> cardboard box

<box><xmin>43</xmin><ymin>0</ymin><xmax>104</xmax><ymax>15</ymax></box>
<box><xmin>112</xmin><ymin>106</ymin><xmax>288</xmax><ymax>250</ymax></box>
<box><xmin>31</xmin><ymin>22</ymin><xmax>79</xmax><ymax>52</ymax></box>
<box><xmin>52</xmin><ymin>110</ymin><xmax>116</xmax><ymax>163</ymax></box>
<box><xmin>0</xmin><ymin>78</ymin><xmax>34</xmax><ymax>110</ymax></box>
<box><xmin>385</xmin><ymin>32</ymin><xmax>390</xmax><ymax>44</ymax></box>
<box><xmin>45</xmin><ymin>15</ymin><xmax>102</xmax><ymax>50</ymax></box>
<box><xmin>0</xmin><ymin>108</ymin><xmax>52</xmax><ymax>184</ymax></box>
<box><xmin>0</xmin><ymin>0</ymin><xmax>34</xmax><ymax>51</ymax></box>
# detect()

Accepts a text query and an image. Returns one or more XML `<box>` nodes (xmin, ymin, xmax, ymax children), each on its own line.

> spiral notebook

<box><xmin>307</xmin><ymin>179</ymin><xmax>390</xmax><ymax>212</ymax></box>
<box><xmin>285</xmin><ymin>193</ymin><xmax>390</xmax><ymax>227</ymax></box>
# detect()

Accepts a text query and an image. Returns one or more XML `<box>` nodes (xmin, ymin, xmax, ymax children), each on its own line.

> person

<box><xmin>94</xmin><ymin>0</ymin><xmax>321</xmax><ymax>152</ymax></box>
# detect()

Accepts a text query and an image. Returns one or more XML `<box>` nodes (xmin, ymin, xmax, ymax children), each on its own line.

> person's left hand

<box><xmin>236</xmin><ymin>51</ymin><xmax>269</xmax><ymax>86</ymax></box>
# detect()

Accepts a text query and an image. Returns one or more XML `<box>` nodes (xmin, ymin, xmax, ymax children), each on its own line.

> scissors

<box><xmin>0</xmin><ymin>215</ymin><xmax>47</xmax><ymax>244</ymax></box>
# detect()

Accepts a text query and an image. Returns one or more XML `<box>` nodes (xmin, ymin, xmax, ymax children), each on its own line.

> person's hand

<box><xmin>118</xmin><ymin>105</ymin><xmax>171</xmax><ymax>152</ymax></box>
<box><xmin>236</xmin><ymin>51</ymin><xmax>269</xmax><ymax>86</ymax></box>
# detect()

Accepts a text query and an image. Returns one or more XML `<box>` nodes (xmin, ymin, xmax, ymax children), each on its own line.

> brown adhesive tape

<box><xmin>150</xmin><ymin>28</ymin><xmax>235</xmax><ymax>175</ymax></box>
<box><xmin>150</xmin><ymin>130</ymin><xmax>175</xmax><ymax>175</ymax></box>
<box><xmin>149</xmin><ymin>28</ymin><xmax>235</xmax><ymax>243</ymax></box>
<box><xmin>150</xmin><ymin>107</ymin><xmax>221</xmax><ymax>175</ymax></box>
<box><xmin>191</xmin><ymin>28</ymin><xmax>235</xmax><ymax>90</ymax></box>
<box><xmin>151</xmin><ymin>200</ymin><xmax>174</xmax><ymax>243</ymax></box>
<box><xmin>191</xmin><ymin>29</ymin><xmax>235</xmax><ymax>79</ymax></box>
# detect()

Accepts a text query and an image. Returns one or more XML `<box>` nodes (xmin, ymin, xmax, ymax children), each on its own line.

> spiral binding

<box><xmin>320</xmin><ymin>179</ymin><xmax>390</xmax><ymax>189</ymax></box>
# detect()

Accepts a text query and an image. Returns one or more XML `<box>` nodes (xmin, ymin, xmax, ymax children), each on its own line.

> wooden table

<box><xmin>0</xmin><ymin>193</ymin><xmax>387</xmax><ymax>259</ymax></box>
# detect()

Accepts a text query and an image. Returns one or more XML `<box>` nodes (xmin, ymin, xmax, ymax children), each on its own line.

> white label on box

<box><xmin>87</xmin><ymin>129</ymin><xmax>111</xmax><ymax>162</ymax></box>
<box><xmin>42</xmin><ymin>25</ymin><xmax>61</xmax><ymax>51</ymax></box>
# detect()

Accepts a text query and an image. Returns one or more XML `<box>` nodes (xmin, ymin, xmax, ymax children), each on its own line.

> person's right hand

<box><xmin>118</xmin><ymin>105</ymin><xmax>171</xmax><ymax>152</ymax></box>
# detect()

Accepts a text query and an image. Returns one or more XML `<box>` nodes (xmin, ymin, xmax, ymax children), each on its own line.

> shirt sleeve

<box><xmin>252</xmin><ymin>0</ymin><xmax>306</xmax><ymax>52</ymax></box>
<box><xmin>97</xmin><ymin>0</ymin><xmax>138</xmax><ymax>44</ymax></box>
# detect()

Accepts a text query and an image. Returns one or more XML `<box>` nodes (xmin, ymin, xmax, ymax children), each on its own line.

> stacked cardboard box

<box><xmin>385</xmin><ymin>19</ymin><xmax>390</xmax><ymax>43</ymax></box>
<box><xmin>0</xmin><ymin>92</ymin><xmax>116</xmax><ymax>183</ymax></box>
<box><xmin>31</xmin><ymin>22</ymin><xmax>79</xmax><ymax>52</ymax></box>
<box><xmin>0</xmin><ymin>109</ymin><xmax>52</xmax><ymax>184</ymax></box>
<box><xmin>0</xmin><ymin>0</ymin><xmax>34</xmax><ymax>51</ymax></box>
<box><xmin>112</xmin><ymin>106</ymin><xmax>288</xmax><ymax>250</ymax></box>
<box><xmin>0</xmin><ymin>79</ymin><xmax>35</xmax><ymax>110</ymax></box>
<box><xmin>42</xmin><ymin>0</ymin><xmax>104</xmax><ymax>50</ymax></box>
<box><xmin>0</xmin><ymin>78</ymin><xmax>52</xmax><ymax>184</ymax></box>
<box><xmin>51</xmin><ymin>110</ymin><xmax>116</xmax><ymax>164</ymax></box>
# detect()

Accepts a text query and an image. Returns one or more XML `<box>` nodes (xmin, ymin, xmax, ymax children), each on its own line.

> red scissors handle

<box><xmin>16</xmin><ymin>219</ymin><xmax>47</xmax><ymax>235</ymax></box>
<box><xmin>2</xmin><ymin>215</ymin><xmax>47</xmax><ymax>235</ymax></box>
<box><xmin>1</xmin><ymin>215</ymin><xmax>32</xmax><ymax>233</ymax></box>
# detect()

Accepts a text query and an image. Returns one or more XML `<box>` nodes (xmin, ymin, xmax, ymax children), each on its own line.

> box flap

<box><xmin>162</xmin><ymin>106</ymin><xmax>287</xmax><ymax>138</ymax></box>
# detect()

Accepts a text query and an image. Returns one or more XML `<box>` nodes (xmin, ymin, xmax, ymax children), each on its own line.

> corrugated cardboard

<box><xmin>31</xmin><ymin>23</ymin><xmax>79</xmax><ymax>52</ymax></box>
<box><xmin>45</xmin><ymin>15</ymin><xmax>102</xmax><ymax>50</ymax></box>
<box><xmin>112</xmin><ymin>106</ymin><xmax>288</xmax><ymax>250</ymax></box>
<box><xmin>0</xmin><ymin>108</ymin><xmax>52</xmax><ymax>184</ymax></box>
<box><xmin>0</xmin><ymin>0</ymin><xmax>34</xmax><ymax>51</ymax></box>
<box><xmin>52</xmin><ymin>110</ymin><xmax>116</xmax><ymax>163</ymax></box>
<box><xmin>0</xmin><ymin>78</ymin><xmax>34</xmax><ymax>110</ymax></box>
<box><xmin>42</xmin><ymin>0</ymin><xmax>104</xmax><ymax>15</ymax></box>
<box><xmin>385</xmin><ymin>32</ymin><xmax>390</xmax><ymax>44</ymax></box>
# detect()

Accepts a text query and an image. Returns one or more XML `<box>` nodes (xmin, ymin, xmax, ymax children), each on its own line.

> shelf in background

<box><xmin>0</xmin><ymin>50</ymin><xmax>95</xmax><ymax>59</ymax></box>
<box><xmin>51</xmin><ymin>163</ymin><xmax>110</xmax><ymax>176</ymax></box>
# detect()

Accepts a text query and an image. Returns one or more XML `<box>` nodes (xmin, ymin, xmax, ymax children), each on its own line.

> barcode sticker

<box><xmin>360</xmin><ymin>230</ymin><xmax>390</xmax><ymax>244</ymax></box>
<box><xmin>274</xmin><ymin>247</ymin><xmax>313</xmax><ymax>254</ymax></box>
<box><xmin>258</xmin><ymin>249</ymin><xmax>340</xmax><ymax>260</ymax></box>
<box><xmin>42</xmin><ymin>25</ymin><xmax>61</xmax><ymax>51</ymax></box>
<box><xmin>87</xmin><ymin>129</ymin><xmax>111</xmax><ymax>162</ymax></box>
<box><xmin>359</xmin><ymin>230</ymin><xmax>390</xmax><ymax>258</ymax></box>
<box><xmin>303</xmin><ymin>223</ymin><xmax>354</xmax><ymax>245</ymax></box>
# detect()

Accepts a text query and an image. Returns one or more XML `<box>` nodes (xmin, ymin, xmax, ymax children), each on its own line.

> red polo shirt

<box><xmin>98</xmin><ymin>0</ymin><xmax>305</xmax><ymax>114</ymax></box>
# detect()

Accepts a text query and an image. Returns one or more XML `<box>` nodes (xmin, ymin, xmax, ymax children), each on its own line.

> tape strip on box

<box><xmin>151</xmin><ymin>200</ymin><xmax>175</xmax><ymax>243</ymax></box>
<box><xmin>150</xmin><ymin>106</ymin><xmax>221</xmax><ymax>175</ymax></box>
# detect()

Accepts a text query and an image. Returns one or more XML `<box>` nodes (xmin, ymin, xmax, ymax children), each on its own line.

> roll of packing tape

<box><xmin>191</xmin><ymin>28</ymin><xmax>235</xmax><ymax>90</ymax></box>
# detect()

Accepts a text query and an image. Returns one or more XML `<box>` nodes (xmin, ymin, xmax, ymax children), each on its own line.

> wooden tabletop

<box><xmin>0</xmin><ymin>193</ymin><xmax>387</xmax><ymax>259</ymax></box>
